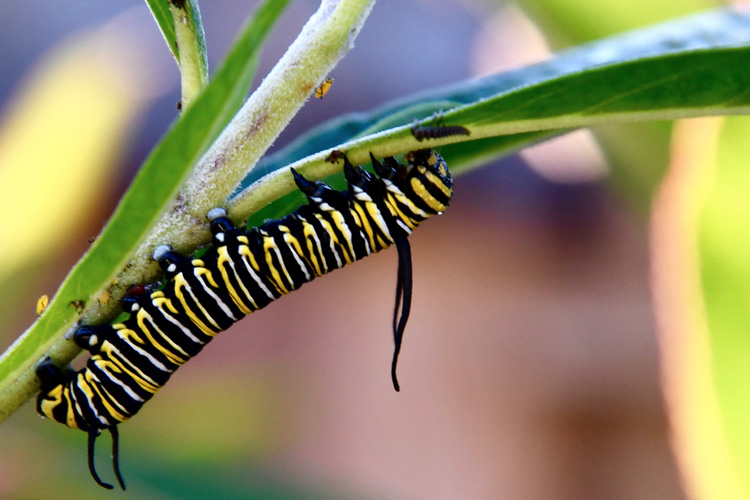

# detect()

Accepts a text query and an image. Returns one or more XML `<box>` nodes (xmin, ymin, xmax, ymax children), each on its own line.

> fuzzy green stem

<box><xmin>124</xmin><ymin>0</ymin><xmax>376</xmax><ymax>277</ymax></box>
<box><xmin>0</xmin><ymin>0</ymin><xmax>374</xmax><ymax>425</ymax></box>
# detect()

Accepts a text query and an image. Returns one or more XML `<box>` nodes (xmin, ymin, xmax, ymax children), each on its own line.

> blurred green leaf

<box><xmin>0</xmin><ymin>0</ymin><xmax>289</xmax><ymax>422</ymax></box>
<box><xmin>651</xmin><ymin>115</ymin><xmax>750</xmax><ymax>500</ymax></box>
<box><xmin>592</xmin><ymin>121</ymin><xmax>673</xmax><ymax>210</ymax></box>
<box><xmin>128</xmin><ymin>461</ymin><xmax>352</xmax><ymax>499</ymax></box>
<box><xmin>522</xmin><ymin>0</ymin><xmax>717</xmax><ymax>45</ymax></box>
<box><xmin>700</xmin><ymin>116</ymin><xmax>750</xmax><ymax>497</ymax></box>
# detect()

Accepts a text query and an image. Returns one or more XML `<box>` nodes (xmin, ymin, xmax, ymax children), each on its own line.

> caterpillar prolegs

<box><xmin>36</xmin><ymin>149</ymin><xmax>453</xmax><ymax>489</ymax></box>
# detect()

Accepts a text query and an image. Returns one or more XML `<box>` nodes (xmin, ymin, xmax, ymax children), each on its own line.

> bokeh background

<box><xmin>0</xmin><ymin>0</ymin><xmax>727</xmax><ymax>498</ymax></box>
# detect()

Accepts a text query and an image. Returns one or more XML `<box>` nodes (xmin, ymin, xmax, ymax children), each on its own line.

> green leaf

<box><xmin>229</xmin><ymin>7</ymin><xmax>750</xmax><ymax>220</ymax></box>
<box><xmin>0</xmin><ymin>0</ymin><xmax>289</xmax><ymax>422</ymax></box>
<box><xmin>253</xmin><ymin>7</ymin><xmax>750</xmax><ymax>177</ymax></box>
<box><xmin>144</xmin><ymin>0</ymin><xmax>179</xmax><ymax>63</ymax></box>
<box><xmin>445</xmin><ymin>47</ymin><xmax>749</xmax><ymax>129</ymax></box>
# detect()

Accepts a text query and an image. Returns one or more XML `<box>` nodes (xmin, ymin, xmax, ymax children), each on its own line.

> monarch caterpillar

<box><xmin>314</xmin><ymin>77</ymin><xmax>334</xmax><ymax>99</ymax></box>
<box><xmin>36</xmin><ymin>149</ymin><xmax>453</xmax><ymax>490</ymax></box>
<box><xmin>411</xmin><ymin>112</ymin><xmax>470</xmax><ymax>142</ymax></box>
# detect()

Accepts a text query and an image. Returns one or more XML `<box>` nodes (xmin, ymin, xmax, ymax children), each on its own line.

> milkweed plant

<box><xmin>2</xmin><ymin>0</ymin><xmax>750</xmax><ymax>498</ymax></box>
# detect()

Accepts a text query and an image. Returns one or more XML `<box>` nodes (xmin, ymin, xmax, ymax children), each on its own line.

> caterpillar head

<box><xmin>374</xmin><ymin>149</ymin><xmax>453</xmax><ymax>215</ymax></box>
<box><xmin>406</xmin><ymin>149</ymin><xmax>452</xmax><ymax>189</ymax></box>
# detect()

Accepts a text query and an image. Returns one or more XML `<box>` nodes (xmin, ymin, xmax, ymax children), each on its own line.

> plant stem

<box><xmin>170</xmin><ymin>0</ymin><xmax>209</xmax><ymax>108</ymax></box>
<box><xmin>0</xmin><ymin>0</ymin><xmax>375</xmax><ymax>425</ymax></box>
<box><xmin>125</xmin><ymin>0</ymin><xmax>376</xmax><ymax>280</ymax></box>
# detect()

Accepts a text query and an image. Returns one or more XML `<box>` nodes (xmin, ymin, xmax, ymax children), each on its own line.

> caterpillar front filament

<box><xmin>36</xmin><ymin>149</ymin><xmax>453</xmax><ymax>489</ymax></box>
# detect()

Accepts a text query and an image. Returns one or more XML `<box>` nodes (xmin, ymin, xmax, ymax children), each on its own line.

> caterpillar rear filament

<box><xmin>36</xmin><ymin>149</ymin><xmax>453</xmax><ymax>490</ymax></box>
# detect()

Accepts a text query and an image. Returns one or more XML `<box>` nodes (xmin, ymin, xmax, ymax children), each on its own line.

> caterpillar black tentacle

<box><xmin>391</xmin><ymin>236</ymin><xmax>412</xmax><ymax>392</ymax></box>
<box><xmin>36</xmin><ymin>149</ymin><xmax>453</xmax><ymax>489</ymax></box>
<box><xmin>85</xmin><ymin>426</ymin><xmax>124</xmax><ymax>491</ymax></box>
